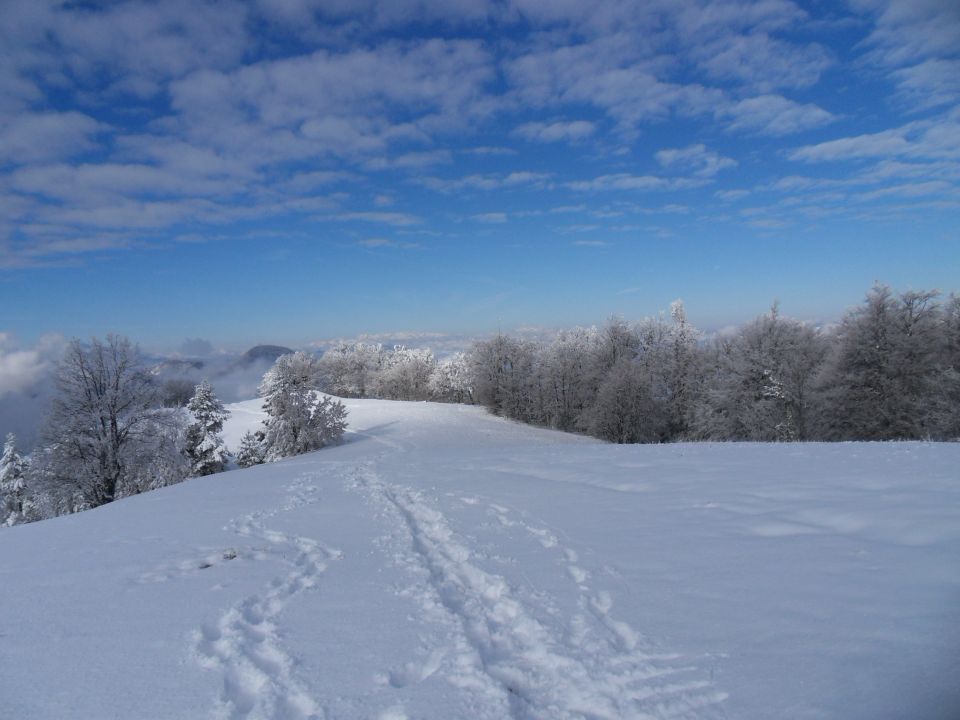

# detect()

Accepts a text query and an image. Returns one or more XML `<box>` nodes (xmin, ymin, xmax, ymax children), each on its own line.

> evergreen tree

<box><xmin>1</xmin><ymin>433</ymin><xmax>27</xmax><ymax>526</ymax></box>
<box><xmin>185</xmin><ymin>380</ymin><xmax>230</xmax><ymax>476</ymax></box>
<box><xmin>236</xmin><ymin>430</ymin><xmax>266</xmax><ymax>468</ymax></box>
<box><xmin>259</xmin><ymin>352</ymin><xmax>348</xmax><ymax>461</ymax></box>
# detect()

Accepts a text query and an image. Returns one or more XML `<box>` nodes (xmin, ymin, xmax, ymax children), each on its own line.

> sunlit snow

<box><xmin>2</xmin><ymin>397</ymin><xmax>957</xmax><ymax>719</ymax></box>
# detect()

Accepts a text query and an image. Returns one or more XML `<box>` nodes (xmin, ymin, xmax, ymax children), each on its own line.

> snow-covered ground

<box><xmin>2</xmin><ymin>397</ymin><xmax>958</xmax><ymax>719</ymax></box>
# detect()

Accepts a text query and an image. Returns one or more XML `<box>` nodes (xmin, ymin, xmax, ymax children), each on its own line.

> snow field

<box><xmin>1</xmin><ymin>396</ymin><xmax>958</xmax><ymax>719</ymax></box>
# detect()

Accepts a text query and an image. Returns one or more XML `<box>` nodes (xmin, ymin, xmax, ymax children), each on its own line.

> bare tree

<box><xmin>43</xmin><ymin>335</ymin><xmax>163</xmax><ymax>508</ymax></box>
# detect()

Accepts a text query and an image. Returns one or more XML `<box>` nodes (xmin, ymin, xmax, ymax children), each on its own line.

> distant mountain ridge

<box><xmin>240</xmin><ymin>345</ymin><xmax>295</xmax><ymax>365</ymax></box>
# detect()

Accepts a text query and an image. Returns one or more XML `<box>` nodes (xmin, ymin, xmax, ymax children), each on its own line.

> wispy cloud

<box><xmin>572</xmin><ymin>239</ymin><xmax>611</xmax><ymax>247</ymax></box>
<box><xmin>471</xmin><ymin>212</ymin><xmax>508</xmax><ymax>223</ymax></box>
<box><xmin>355</xmin><ymin>237</ymin><xmax>420</xmax><ymax>249</ymax></box>
<box><xmin>655</xmin><ymin>144</ymin><xmax>737</xmax><ymax>177</ymax></box>
<box><xmin>335</xmin><ymin>211</ymin><xmax>422</xmax><ymax>226</ymax></box>
<box><xmin>513</xmin><ymin>120</ymin><xmax>596</xmax><ymax>143</ymax></box>
<box><xmin>721</xmin><ymin>95</ymin><xmax>837</xmax><ymax>136</ymax></box>
<box><xmin>789</xmin><ymin>116</ymin><xmax>960</xmax><ymax>162</ymax></box>
<box><xmin>419</xmin><ymin>171</ymin><xmax>552</xmax><ymax>193</ymax></box>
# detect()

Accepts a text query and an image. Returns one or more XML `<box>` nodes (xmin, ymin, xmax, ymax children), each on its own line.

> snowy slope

<box><xmin>2</xmin><ymin>397</ymin><xmax>959</xmax><ymax>720</ymax></box>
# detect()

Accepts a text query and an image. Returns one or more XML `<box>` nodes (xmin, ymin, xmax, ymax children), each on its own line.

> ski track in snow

<box><xmin>354</xmin><ymin>461</ymin><xmax>728</xmax><ymax>720</ymax></box>
<box><xmin>193</xmin><ymin>475</ymin><xmax>341</xmax><ymax>720</ymax></box>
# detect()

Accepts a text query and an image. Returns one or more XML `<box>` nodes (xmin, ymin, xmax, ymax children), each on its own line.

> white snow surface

<box><xmin>2</xmin><ymin>397</ymin><xmax>959</xmax><ymax>720</ymax></box>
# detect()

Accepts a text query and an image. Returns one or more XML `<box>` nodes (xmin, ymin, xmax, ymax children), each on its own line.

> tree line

<box><xmin>464</xmin><ymin>285</ymin><xmax>959</xmax><ymax>443</ymax></box>
<box><xmin>311</xmin><ymin>284</ymin><xmax>959</xmax><ymax>443</ymax></box>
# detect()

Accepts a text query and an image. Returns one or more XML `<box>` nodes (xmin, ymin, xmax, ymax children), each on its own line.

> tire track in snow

<box><xmin>358</xmin><ymin>467</ymin><xmax>727</xmax><ymax>720</ymax></box>
<box><xmin>193</xmin><ymin>475</ymin><xmax>341</xmax><ymax>720</ymax></box>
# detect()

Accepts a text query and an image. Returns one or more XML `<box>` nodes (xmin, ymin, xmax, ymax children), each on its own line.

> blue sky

<box><xmin>1</xmin><ymin>0</ymin><xmax>958</xmax><ymax>353</ymax></box>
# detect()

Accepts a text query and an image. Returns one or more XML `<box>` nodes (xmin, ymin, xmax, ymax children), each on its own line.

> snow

<box><xmin>1</xmin><ymin>397</ymin><xmax>958</xmax><ymax>719</ymax></box>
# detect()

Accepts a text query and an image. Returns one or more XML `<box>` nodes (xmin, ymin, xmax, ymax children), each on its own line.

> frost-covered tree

<box><xmin>236</xmin><ymin>430</ymin><xmax>266</xmax><ymax>468</ymax></box>
<box><xmin>665</xmin><ymin>300</ymin><xmax>700</xmax><ymax>437</ymax></box>
<box><xmin>259</xmin><ymin>352</ymin><xmax>348</xmax><ymax>461</ymax></box>
<box><xmin>537</xmin><ymin>328</ymin><xmax>594</xmax><ymax>431</ymax></box>
<box><xmin>185</xmin><ymin>380</ymin><xmax>230</xmax><ymax>476</ymax></box>
<box><xmin>469</xmin><ymin>334</ymin><xmax>539</xmax><ymax>422</ymax></box>
<box><xmin>374</xmin><ymin>346</ymin><xmax>435</xmax><ymax>400</ymax></box>
<box><xmin>43</xmin><ymin>335</ymin><xmax>165</xmax><ymax>508</ymax></box>
<box><xmin>820</xmin><ymin>286</ymin><xmax>942</xmax><ymax>440</ymax></box>
<box><xmin>317</xmin><ymin>342</ymin><xmax>385</xmax><ymax>397</ymax></box>
<box><xmin>939</xmin><ymin>293</ymin><xmax>960</xmax><ymax>438</ymax></box>
<box><xmin>428</xmin><ymin>352</ymin><xmax>473</xmax><ymax>403</ymax></box>
<box><xmin>1</xmin><ymin>433</ymin><xmax>27</xmax><ymax>525</ymax></box>
<box><xmin>691</xmin><ymin>304</ymin><xmax>827</xmax><ymax>441</ymax></box>
<box><xmin>583</xmin><ymin>359</ymin><xmax>666</xmax><ymax>443</ymax></box>
<box><xmin>120</xmin><ymin>409</ymin><xmax>192</xmax><ymax>496</ymax></box>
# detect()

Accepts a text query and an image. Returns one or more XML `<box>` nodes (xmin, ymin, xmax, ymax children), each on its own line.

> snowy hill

<box><xmin>2</xmin><ymin>398</ymin><xmax>958</xmax><ymax>720</ymax></box>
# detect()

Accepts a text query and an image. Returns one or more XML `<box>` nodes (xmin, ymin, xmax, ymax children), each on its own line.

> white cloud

<box><xmin>852</xmin><ymin>0</ymin><xmax>960</xmax><ymax>110</ymax></box>
<box><xmin>504</xmin><ymin>37</ymin><xmax>724</xmax><ymax>132</ymax></box>
<box><xmin>572</xmin><ymin>239</ymin><xmax>610</xmax><ymax>246</ymax></box>
<box><xmin>0</xmin><ymin>334</ymin><xmax>64</xmax><ymax>397</ymax></box>
<box><xmin>0</xmin><ymin>112</ymin><xmax>106</xmax><ymax>164</ymax></box>
<box><xmin>169</xmin><ymin>39</ymin><xmax>496</xmax><ymax>163</ymax></box>
<box><xmin>471</xmin><ymin>212</ymin><xmax>508</xmax><ymax>223</ymax></box>
<box><xmin>355</xmin><ymin>237</ymin><xmax>419</xmax><ymax>248</ymax></box>
<box><xmin>655</xmin><ymin>144</ymin><xmax>737</xmax><ymax>177</ymax></box>
<box><xmin>567</xmin><ymin>173</ymin><xmax>707</xmax><ymax>192</ymax></box>
<box><xmin>721</xmin><ymin>94</ymin><xmax>837</xmax><ymax>136</ymax></box>
<box><xmin>463</xmin><ymin>146</ymin><xmax>517</xmax><ymax>155</ymax></box>
<box><xmin>335</xmin><ymin>211</ymin><xmax>422</xmax><ymax>226</ymax></box>
<box><xmin>890</xmin><ymin>59</ymin><xmax>960</xmax><ymax>111</ymax></box>
<box><xmin>282</xmin><ymin>170</ymin><xmax>357</xmax><ymax>193</ymax></box>
<box><xmin>41</xmin><ymin>0</ymin><xmax>249</xmax><ymax>96</ymax></box>
<box><xmin>365</xmin><ymin>149</ymin><xmax>453</xmax><ymax>170</ymax></box>
<box><xmin>790</xmin><ymin>115</ymin><xmax>960</xmax><ymax>162</ymax></box>
<box><xmin>568</xmin><ymin>174</ymin><xmax>666</xmax><ymax>192</ymax></box>
<box><xmin>715</xmin><ymin>189</ymin><xmax>751</xmax><ymax>201</ymax></box>
<box><xmin>853</xmin><ymin>0</ymin><xmax>960</xmax><ymax>68</ymax></box>
<box><xmin>513</xmin><ymin>120</ymin><xmax>595</xmax><ymax>143</ymax></box>
<box><xmin>419</xmin><ymin>171</ymin><xmax>551</xmax><ymax>193</ymax></box>
<box><xmin>693</xmin><ymin>32</ymin><xmax>832</xmax><ymax>92</ymax></box>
